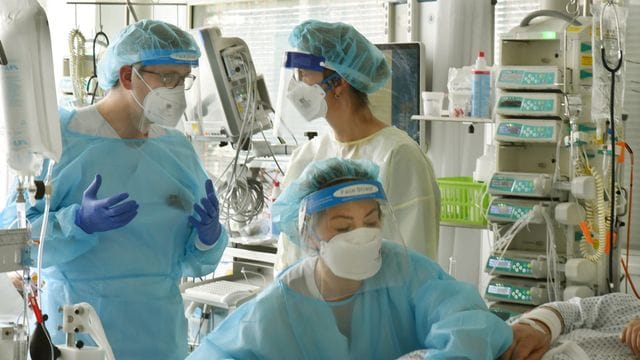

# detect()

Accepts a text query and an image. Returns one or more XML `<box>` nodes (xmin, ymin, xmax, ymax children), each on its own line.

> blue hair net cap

<box><xmin>97</xmin><ymin>19</ymin><xmax>201</xmax><ymax>90</ymax></box>
<box><xmin>288</xmin><ymin>20</ymin><xmax>390</xmax><ymax>94</ymax></box>
<box><xmin>272</xmin><ymin>158</ymin><xmax>380</xmax><ymax>246</ymax></box>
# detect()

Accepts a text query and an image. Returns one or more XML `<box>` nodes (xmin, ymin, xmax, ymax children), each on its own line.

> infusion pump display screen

<box><xmin>497</xmin><ymin>97</ymin><xmax>523</xmax><ymax>109</ymax></box>
<box><xmin>490</xmin><ymin>204</ymin><xmax>514</xmax><ymax>215</ymax></box>
<box><xmin>498</xmin><ymin>123</ymin><xmax>522</xmax><ymax>135</ymax></box>
<box><xmin>490</xmin><ymin>178</ymin><xmax>515</xmax><ymax>190</ymax></box>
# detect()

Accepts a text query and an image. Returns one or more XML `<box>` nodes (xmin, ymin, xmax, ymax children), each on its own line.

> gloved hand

<box><xmin>188</xmin><ymin>179</ymin><xmax>222</xmax><ymax>246</ymax></box>
<box><xmin>75</xmin><ymin>175</ymin><xmax>139</xmax><ymax>234</ymax></box>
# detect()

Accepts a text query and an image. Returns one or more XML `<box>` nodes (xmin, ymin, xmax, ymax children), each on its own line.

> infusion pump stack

<box><xmin>0</xmin><ymin>1</ymin><xmax>112</xmax><ymax>360</ymax></box>
<box><xmin>484</xmin><ymin>0</ymin><xmax>629</xmax><ymax>319</ymax></box>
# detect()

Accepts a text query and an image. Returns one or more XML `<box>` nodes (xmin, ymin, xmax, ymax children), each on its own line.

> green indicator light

<box><xmin>541</xmin><ymin>31</ymin><xmax>557</xmax><ymax>39</ymax></box>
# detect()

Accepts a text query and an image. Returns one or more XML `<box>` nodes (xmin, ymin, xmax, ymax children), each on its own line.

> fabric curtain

<box><xmin>428</xmin><ymin>0</ymin><xmax>493</xmax><ymax>286</ymax></box>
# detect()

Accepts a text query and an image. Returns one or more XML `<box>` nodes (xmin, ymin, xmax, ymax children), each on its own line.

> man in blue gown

<box><xmin>24</xmin><ymin>20</ymin><xmax>227</xmax><ymax>359</ymax></box>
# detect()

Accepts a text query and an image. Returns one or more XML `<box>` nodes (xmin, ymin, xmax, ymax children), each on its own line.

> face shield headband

<box><xmin>139</xmin><ymin>49</ymin><xmax>200</xmax><ymax>66</ymax></box>
<box><xmin>298</xmin><ymin>180</ymin><xmax>387</xmax><ymax>233</ymax></box>
<box><xmin>283</xmin><ymin>51</ymin><xmax>327</xmax><ymax>72</ymax></box>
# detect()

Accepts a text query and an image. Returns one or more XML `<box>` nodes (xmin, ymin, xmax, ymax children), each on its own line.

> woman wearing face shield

<box><xmin>274</xmin><ymin>20</ymin><xmax>440</xmax><ymax>274</ymax></box>
<box><xmin>187</xmin><ymin>158</ymin><xmax>512</xmax><ymax>359</ymax></box>
<box><xmin>15</xmin><ymin>20</ymin><xmax>227</xmax><ymax>359</ymax></box>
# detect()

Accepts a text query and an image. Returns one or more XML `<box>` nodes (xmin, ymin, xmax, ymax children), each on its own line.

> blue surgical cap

<box><xmin>288</xmin><ymin>20</ymin><xmax>390</xmax><ymax>94</ymax></box>
<box><xmin>272</xmin><ymin>158</ymin><xmax>380</xmax><ymax>246</ymax></box>
<box><xmin>97</xmin><ymin>20</ymin><xmax>201</xmax><ymax>90</ymax></box>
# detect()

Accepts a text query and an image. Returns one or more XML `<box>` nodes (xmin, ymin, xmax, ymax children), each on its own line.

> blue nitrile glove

<box><xmin>188</xmin><ymin>179</ymin><xmax>222</xmax><ymax>246</ymax></box>
<box><xmin>74</xmin><ymin>174</ymin><xmax>139</xmax><ymax>234</ymax></box>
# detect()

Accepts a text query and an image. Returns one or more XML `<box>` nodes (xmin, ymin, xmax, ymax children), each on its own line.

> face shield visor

<box><xmin>280</xmin><ymin>179</ymin><xmax>409</xmax><ymax>302</ymax></box>
<box><xmin>273</xmin><ymin>51</ymin><xmax>338</xmax><ymax>137</ymax></box>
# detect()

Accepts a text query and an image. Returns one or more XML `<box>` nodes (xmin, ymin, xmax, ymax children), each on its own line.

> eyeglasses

<box><xmin>137</xmin><ymin>68</ymin><xmax>196</xmax><ymax>90</ymax></box>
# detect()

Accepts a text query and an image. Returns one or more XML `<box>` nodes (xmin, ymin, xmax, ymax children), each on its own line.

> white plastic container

<box><xmin>473</xmin><ymin>144</ymin><xmax>495</xmax><ymax>183</ymax></box>
<box><xmin>421</xmin><ymin>91</ymin><xmax>445</xmax><ymax>117</ymax></box>
<box><xmin>471</xmin><ymin>51</ymin><xmax>491</xmax><ymax>118</ymax></box>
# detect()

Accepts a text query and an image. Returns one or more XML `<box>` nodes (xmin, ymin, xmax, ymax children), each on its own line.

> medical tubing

<box><xmin>600</xmin><ymin>0</ymin><xmax>624</xmax><ymax>291</ymax></box>
<box><xmin>69</xmin><ymin>29</ymin><xmax>87</xmax><ymax>104</ymax></box>
<box><xmin>579</xmin><ymin>167</ymin><xmax>607</xmax><ymax>262</ymax></box>
<box><xmin>36</xmin><ymin>160</ymin><xmax>55</xmax><ymax>307</ymax></box>
<box><xmin>602</xmin><ymin>44</ymin><xmax>622</xmax><ymax>290</ymax></box>
<box><xmin>520</xmin><ymin>10</ymin><xmax>582</xmax><ymax>27</ymax></box>
<box><xmin>575</xmin><ymin>151</ymin><xmax>607</xmax><ymax>262</ymax></box>
<box><xmin>608</xmin><ymin>58</ymin><xmax>616</xmax><ymax>291</ymax></box>
<box><xmin>621</xmin><ymin>258</ymin><xmax>640</xmax><ymax>299</ymax></box>
<box><xmin>259</xmin><ymin>130</ymin><xmax>285</xmax><ymax>176</ymax></box>
<box><xmin>488</xmin><ymin>211</ymin><xmax>536</xmax><ymax>279</ymax></box>
<box><xmin>542</xmin><ymin>208</ymin><xmax>560</xmax><ymax>301</ymax></box>
<box><xmin>624</xmin><ymin>143</ymin><xmax>634</xmax><ymax>294</ymax></box>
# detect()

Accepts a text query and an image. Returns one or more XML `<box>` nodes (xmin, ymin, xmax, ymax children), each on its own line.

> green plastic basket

<box><xmin>436</xmin><ymin>177</ymin><xmax>489</xmax><ymax>227</ymax></box>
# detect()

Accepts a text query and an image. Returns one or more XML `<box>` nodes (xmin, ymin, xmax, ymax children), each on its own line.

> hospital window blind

<box><xmin>190</xmin><ymin>0</ymin><xmax>388</xmax><ymax>139</ymax></box>
<box><xmin>494</xmin><ymin>0</ymin><xmax>539</xmax><ymax>62</ymax></box>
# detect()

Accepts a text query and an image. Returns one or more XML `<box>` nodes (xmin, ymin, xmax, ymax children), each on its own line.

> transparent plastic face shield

<box><xmin>273</xmin><ymin>51</ymin><xmax>336</xmax><ymax>137</ymax></box>
<box><xmin>281</xmin><ymin>179</ymin><xmax>409</xmax><ymax>302</ymax></box>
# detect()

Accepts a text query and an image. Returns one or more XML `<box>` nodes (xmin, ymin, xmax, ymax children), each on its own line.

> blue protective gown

<box><xmin>187</xmin><ymin>242</ymin><xmax>512</xmax><ymax>359</ymax></box>
<box><xmin>26</xmin><ymin>108</ymin><xmax>227</xmax><ymax>360</ymax></box>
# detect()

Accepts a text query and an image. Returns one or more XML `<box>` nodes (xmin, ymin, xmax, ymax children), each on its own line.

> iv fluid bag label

<box><xmin>0</xmin><ymin>63</ymin><xmax>32</xmax><ymax>152</ymax></box>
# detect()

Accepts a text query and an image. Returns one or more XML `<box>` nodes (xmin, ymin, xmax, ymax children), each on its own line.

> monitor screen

<box><xmin>186</xmin><ymin>26</ymin><xmax>272</xmax><ymax>144</ymax></box>
<box><xmin>369</xmin><ymin>43</ymin><xmax>424</xmax><ymax>143</ymax></box>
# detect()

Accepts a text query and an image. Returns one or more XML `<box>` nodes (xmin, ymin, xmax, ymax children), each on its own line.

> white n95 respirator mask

<box><xmin>140</xmin><ymin>86</ymin><xmax>187</xmax><ymax>128</ymax></box>
<box><xmin>286</xmin><ymin>77</ymin><xmax>327</xmax><ymax>122</ymax></box>
<box><xmin>319</xmin><ymin>227</ymin><xmax>383</xmax><ymax>281</ymax></box>
<box><xmin>131</xmin><ymin>67</ymin><xmax>187</xmax><ymax>129</ymax></box>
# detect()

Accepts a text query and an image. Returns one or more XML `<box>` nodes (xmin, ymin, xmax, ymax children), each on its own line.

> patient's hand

<box><xmin>621</xmin><ymin>318</ymin><xmax>640</xmax><ymax>357</ymax></box>
<box><xmin>500</xmin><ymin>322</ymin><xmax>551</xmax><ymax>360</ymax></box>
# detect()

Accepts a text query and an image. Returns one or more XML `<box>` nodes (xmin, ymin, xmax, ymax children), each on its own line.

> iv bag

<box><xmin>0</xmin><ymin>0</ymin><xmax>61</xmax><ymax>175</ymax></box>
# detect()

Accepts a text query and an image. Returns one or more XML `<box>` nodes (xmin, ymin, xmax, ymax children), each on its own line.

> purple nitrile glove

<box><xmin>74</xmin><ymin>175</ymin><xmax>139</xmax><ymax>234</ymax></box>
<box><xmin>188</xmin><ymin>179</ymin><xmax>222</xmax><ymax>246</ymax></box>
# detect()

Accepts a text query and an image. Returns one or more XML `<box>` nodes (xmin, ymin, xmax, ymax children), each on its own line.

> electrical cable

<box><xmin>215</xmin><ymin>50</ymin><xmax>266</xmax><ymax>229</ymax></box>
